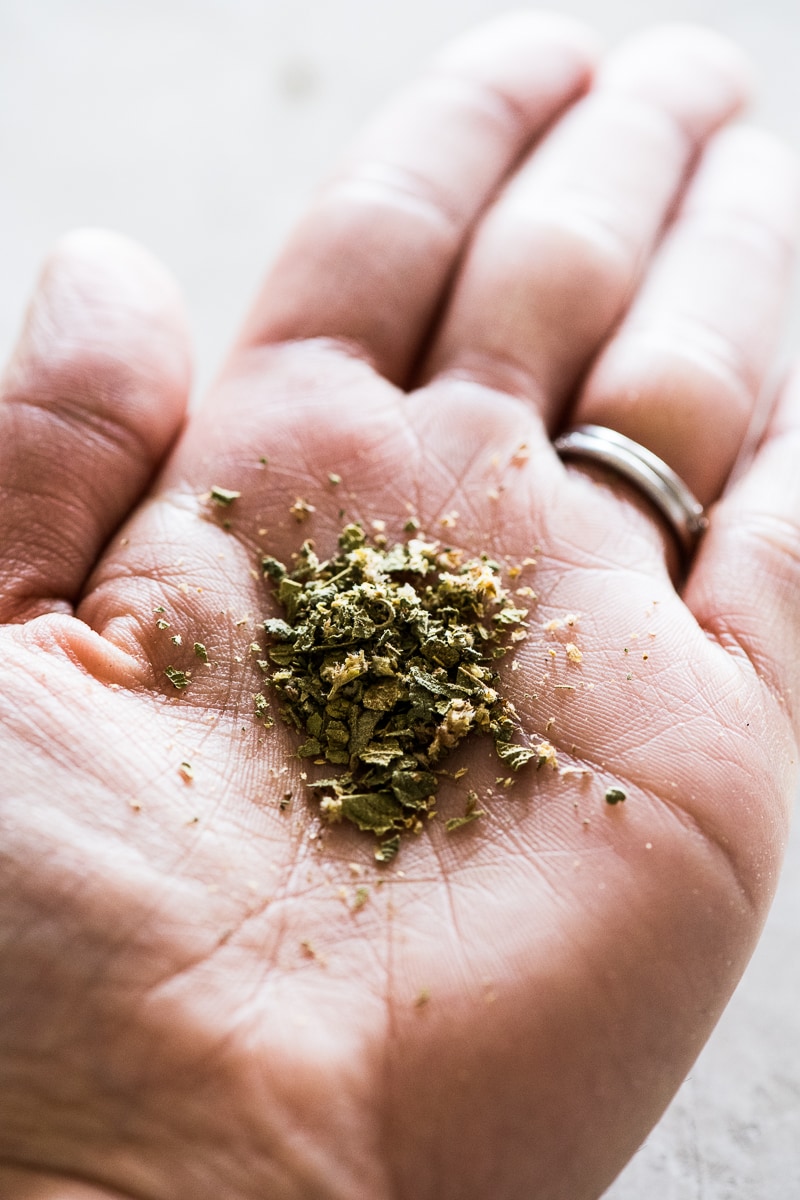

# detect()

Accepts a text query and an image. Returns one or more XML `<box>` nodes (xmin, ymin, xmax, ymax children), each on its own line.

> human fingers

<box><xmin>234</xmin><ymin>12</ymin><xmax>599</xmax><ymax>383</ymax></box>
<box><xmin>685</xmin><ymin>362</ymin><xmax>800</xmax><ymax>751</ymax></box>
<box><xmin>0</xmin><ymin>230</ymin><xmax>191</xmax><ymax>623</ymax></box>
<box><xmin>422</xmin><ymin>25</ymin><xmax>752</xmax><ymax>415</ymax></box>
<box><xmin>573</xmin><ymin>125</ymin><xmax>800</xmax><ymax>505</ymax></box>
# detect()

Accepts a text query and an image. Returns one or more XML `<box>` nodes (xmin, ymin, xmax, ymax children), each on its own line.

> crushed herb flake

<box><xmin>446</xmin><ymin>810</ymin><xmax>485</xmax><ymax>832</ymax></box>
<box><xmin>254</xmin><ymin>692</ymin><xmax>274</xmax><ymax>727</ymax></box>
<box><xmin>290</xmin><ymin>497</ymin><xmax>316</xmax><ymax>523</ymax></box>
<box><xmin>194</xmin><ymin>642</ymin><xmax>209</xmax><ymax>662</ymax></box>
<box><xmin>165</xmin><ymin>666</ymin><xmax>191</xmax><ymax>691</ymax></box>
<box><xmin>605</xmin><ymin>786</ymin><xmax>627</xmax><ymax>805</ymax></box>
<box><xmin>210</xmin><ymin>486</ymin><xmax>241</xmax><ymax>506</ymax></box>
<box><xmin>261</xmin><ymin>523</ymin><xmax>544</xmax><ymax>857</ymax></box>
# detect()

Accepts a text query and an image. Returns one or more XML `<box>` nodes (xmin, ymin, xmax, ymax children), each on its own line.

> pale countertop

<box><xmin>2</xmin><ymin>2</ymin><xmax>799</xmax><ymax>1195</ymax></box>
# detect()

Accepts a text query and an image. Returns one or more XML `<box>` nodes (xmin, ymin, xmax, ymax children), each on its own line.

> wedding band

<box><xmin>554</xmin><ymin>424</ymin><xmax>708</xmax><ymax>558</ymax></box>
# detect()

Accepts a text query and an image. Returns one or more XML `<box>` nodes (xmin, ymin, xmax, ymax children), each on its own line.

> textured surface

<box><xmin>2</xmin><ymin>2</ymin><xmax>799</xmax><ymax>1196</ymax></box>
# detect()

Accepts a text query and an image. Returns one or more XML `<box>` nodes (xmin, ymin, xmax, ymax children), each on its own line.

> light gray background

<box><xmin>2</xmin><ymin>2</ymin><xmax>799</xmax><ymax>1196</ymax></box>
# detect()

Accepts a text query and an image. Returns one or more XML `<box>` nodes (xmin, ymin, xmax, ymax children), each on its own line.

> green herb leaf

<box><xmin>210</xmin><ymin>486</ymin><xmax>241</xmax><ymax>506</ymax></box>
<box><xmin>165</xmin><ymin>666</ymin><xmax>190</xmax><ymax>691</ymax></box>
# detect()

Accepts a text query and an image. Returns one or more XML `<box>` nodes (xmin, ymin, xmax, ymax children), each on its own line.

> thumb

<box><xmin>0</xmin><ymin>229</ymin><xmax>192</xmax><ymax>623</ymax></box>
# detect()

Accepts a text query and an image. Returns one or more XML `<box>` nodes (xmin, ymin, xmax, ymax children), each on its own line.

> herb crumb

<box><xmin>209</xmin><ymin>485</ymin><xmax>241</xmax><ymax>506</ymax></box>
<box><xmin>290</xmin><ymin>497</ymin><xmax>315</xmax><ymax>522</ymax></box>
<box><xmin>605</xmin><ymin>787</ymin><xmax>627</xmax><ymax>805</ymax></box>
<box><xmin>165</xmin><ymin>666</ymin><xmax>190</xmax><ymax>691</ymax></box>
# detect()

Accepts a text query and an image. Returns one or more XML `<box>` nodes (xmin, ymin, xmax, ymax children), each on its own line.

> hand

<box><xmin>2</xmin><ymin>15</ymin><xmax>799</xmax><ymax>1200</ymax></box>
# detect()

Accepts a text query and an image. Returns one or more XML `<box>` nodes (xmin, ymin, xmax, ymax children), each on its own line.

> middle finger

<box><xmin>421</xmin><ymin>25</ymin><xmax>752</xmax><ymax>418</ymax></box>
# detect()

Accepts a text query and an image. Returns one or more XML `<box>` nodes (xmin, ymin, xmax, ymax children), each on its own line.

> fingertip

<box><xmin>0</xmin><ymin>230</ymin><xmax>194</xmax><ymax>619</ymax></box>
<box><xmin>433</xmin><ymin>10</ymin><xmax>602</xmax><ymax>115</ymax></box>
<box><xmin>598</xmin><ymin>23</ymin><xmax>755</xmax><ymax>139</ymax></box>
<box><xmin>15</xmin><ymin>227</ymin><xmax>193</xmax><ymax>455</ymax></box>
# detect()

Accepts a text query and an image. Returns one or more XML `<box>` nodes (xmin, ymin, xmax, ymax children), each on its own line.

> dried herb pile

<box><xmin>262</xmin><ymin>523</ymin><xmax>537</xmax><ymax>860</ymax></box>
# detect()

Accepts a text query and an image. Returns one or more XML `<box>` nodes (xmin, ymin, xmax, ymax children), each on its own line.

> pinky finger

<box><xmin>685</xmin><ymin>363</ymin><xmax>800</xmax><ymax>732</ymax></box>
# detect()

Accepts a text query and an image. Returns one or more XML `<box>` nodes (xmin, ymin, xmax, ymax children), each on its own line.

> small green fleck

<box><xmin>254</xmin><ymin>692</ymin><xmax>274</xmax><ymax>727</ymax></box>
<box><xmin>194</xmin><ymin>642</ymin><xmax>209</xmax><ymax>662</ymax></box>
<box><xmin>446</xmin><ymin>809</ymin><xmax>485</xmax><ymax>832</ymax></box>
<box><xmin>156</xmin><ymin>618</ymin><xmax>170</xmax><ymax>630</ymax></box>
<box><xmin>328</xmin><ymin>473</ymin><xmax>342</xmax><ymax>486</ymax></box>
<box><xmin>154</xmin><ymin>605</ymin><xmax>166</xmax><ymax>614</ymax></box>
<box><xmin>210</xmin><ymin>485</ymin><xmax>241</xmax><ymax>506</ymax></box>
<box><xmin>165</xmin><ymin>666</ymin><xmax>190</xmax><ymax>691</ymax></box>
<box><xmin>605</xmin><ymin>787</ymin><xmax>627</xmax><ymax>805</ymax></box>
<box><xmin>375</xmin><ymin>834</ymin><xmax>400</xmax><ymax>864</ymax></box>
<box><xmin>495</xmin><ymin>743</ymin><xmax>537</xmax><ymax>771</ymax></box>
<box><xmin>404</xmin><ymin>517</ymin><xmax>420</xmax><ymax>533</ymax></box>
<box><xmin>171</xmin><ymin>634</ymin><xmax>182</xmax><ymax>646</ymax></box>
<box><xmin>353</xmin><ymin>886</ymin><xmax>369</xmax><ymax>911</ymax></box>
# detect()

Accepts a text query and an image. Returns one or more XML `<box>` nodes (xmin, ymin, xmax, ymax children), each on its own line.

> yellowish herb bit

<box><xmin>209</xmin><ymin>485</ymin><xmax>241</xmax><ymax>506</ymax></box>
<box><xmin>156</xmin><ymin>618</ymin><xmax>170</xmax><ymax>630</ymax></box>
<box><xmin>165</xmin><ymin>666</ymin><xmax>191</xmax><ymax>691</ymax></box>
<box><xmin>178</xmin><ymin>761</ymin><xmax>194</xmax><ymax>783</ymax></box>
<box><xmin>254</xmin><ymin>692</ymin><xmax>274</xmax><ymax>728</ymax></box>
<box><xmin>171</xmin><ymin>634</ymin><xmax>182</xmax><ymax>646</ymax></box>
<box><xmin>605</xmin><ymin>786</ymin><xmax>627</xmax><ymax>805</ymax></box>
<box><xmin>446</xmin><ymin>810</ymin><xmax>485</xmax><ymax>832</ymax></box>
<box><xmin>352</xmin><ymin>886</ymin><xmax>369</xmax><ymax>911</ymax></box>
<box><xmin>261</xmin><ymin>522</ymin><xmax>537</xmax><ymax>858</ymax></box>
<box><xmin>300</xmin><ymin>939</ymin><xmax>319</xmax><ymax>960</ymax></box>
<box><xmin>328</xmin><ymin>473</ymin><xmax>342</xmax><ymax>486</ymax></box>
<box><xmin>194</xmin><ymin>642</ymin><xmax>209</xmax><ymax>662</ymax></box>
<box><xmin>446</xmin><ymin>787</ymin><xmax>486</xmax><ymax>832</ymax></box>
<box><xmin>290</xmin><ymin>497</ymin><xmax>315</xmax><ymax>522</ymax></box>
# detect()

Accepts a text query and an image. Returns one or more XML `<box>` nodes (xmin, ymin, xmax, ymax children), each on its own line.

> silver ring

<box><xmin>554</xmin><ymin>424</ymin><xmax>708</xmax><ymax>558</ymax></box>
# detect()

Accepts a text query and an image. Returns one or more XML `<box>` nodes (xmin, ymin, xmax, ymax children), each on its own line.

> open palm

<box><xmin>2</xmin><ymin>16</ymin><xmax>800</xmax><ymax>1200</ymax></box>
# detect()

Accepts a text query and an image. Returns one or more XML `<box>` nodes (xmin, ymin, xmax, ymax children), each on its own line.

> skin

<box><xmin>2</xmin><ymin>13</ymin><xmax>800</xmax><ymax>1200</ymax></box>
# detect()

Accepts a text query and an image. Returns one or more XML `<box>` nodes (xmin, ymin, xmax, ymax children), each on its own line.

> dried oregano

<box><xmin>262</xmin><ymin>523</ymin><xmax>542</xmax><ymax>857</ymax></box>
